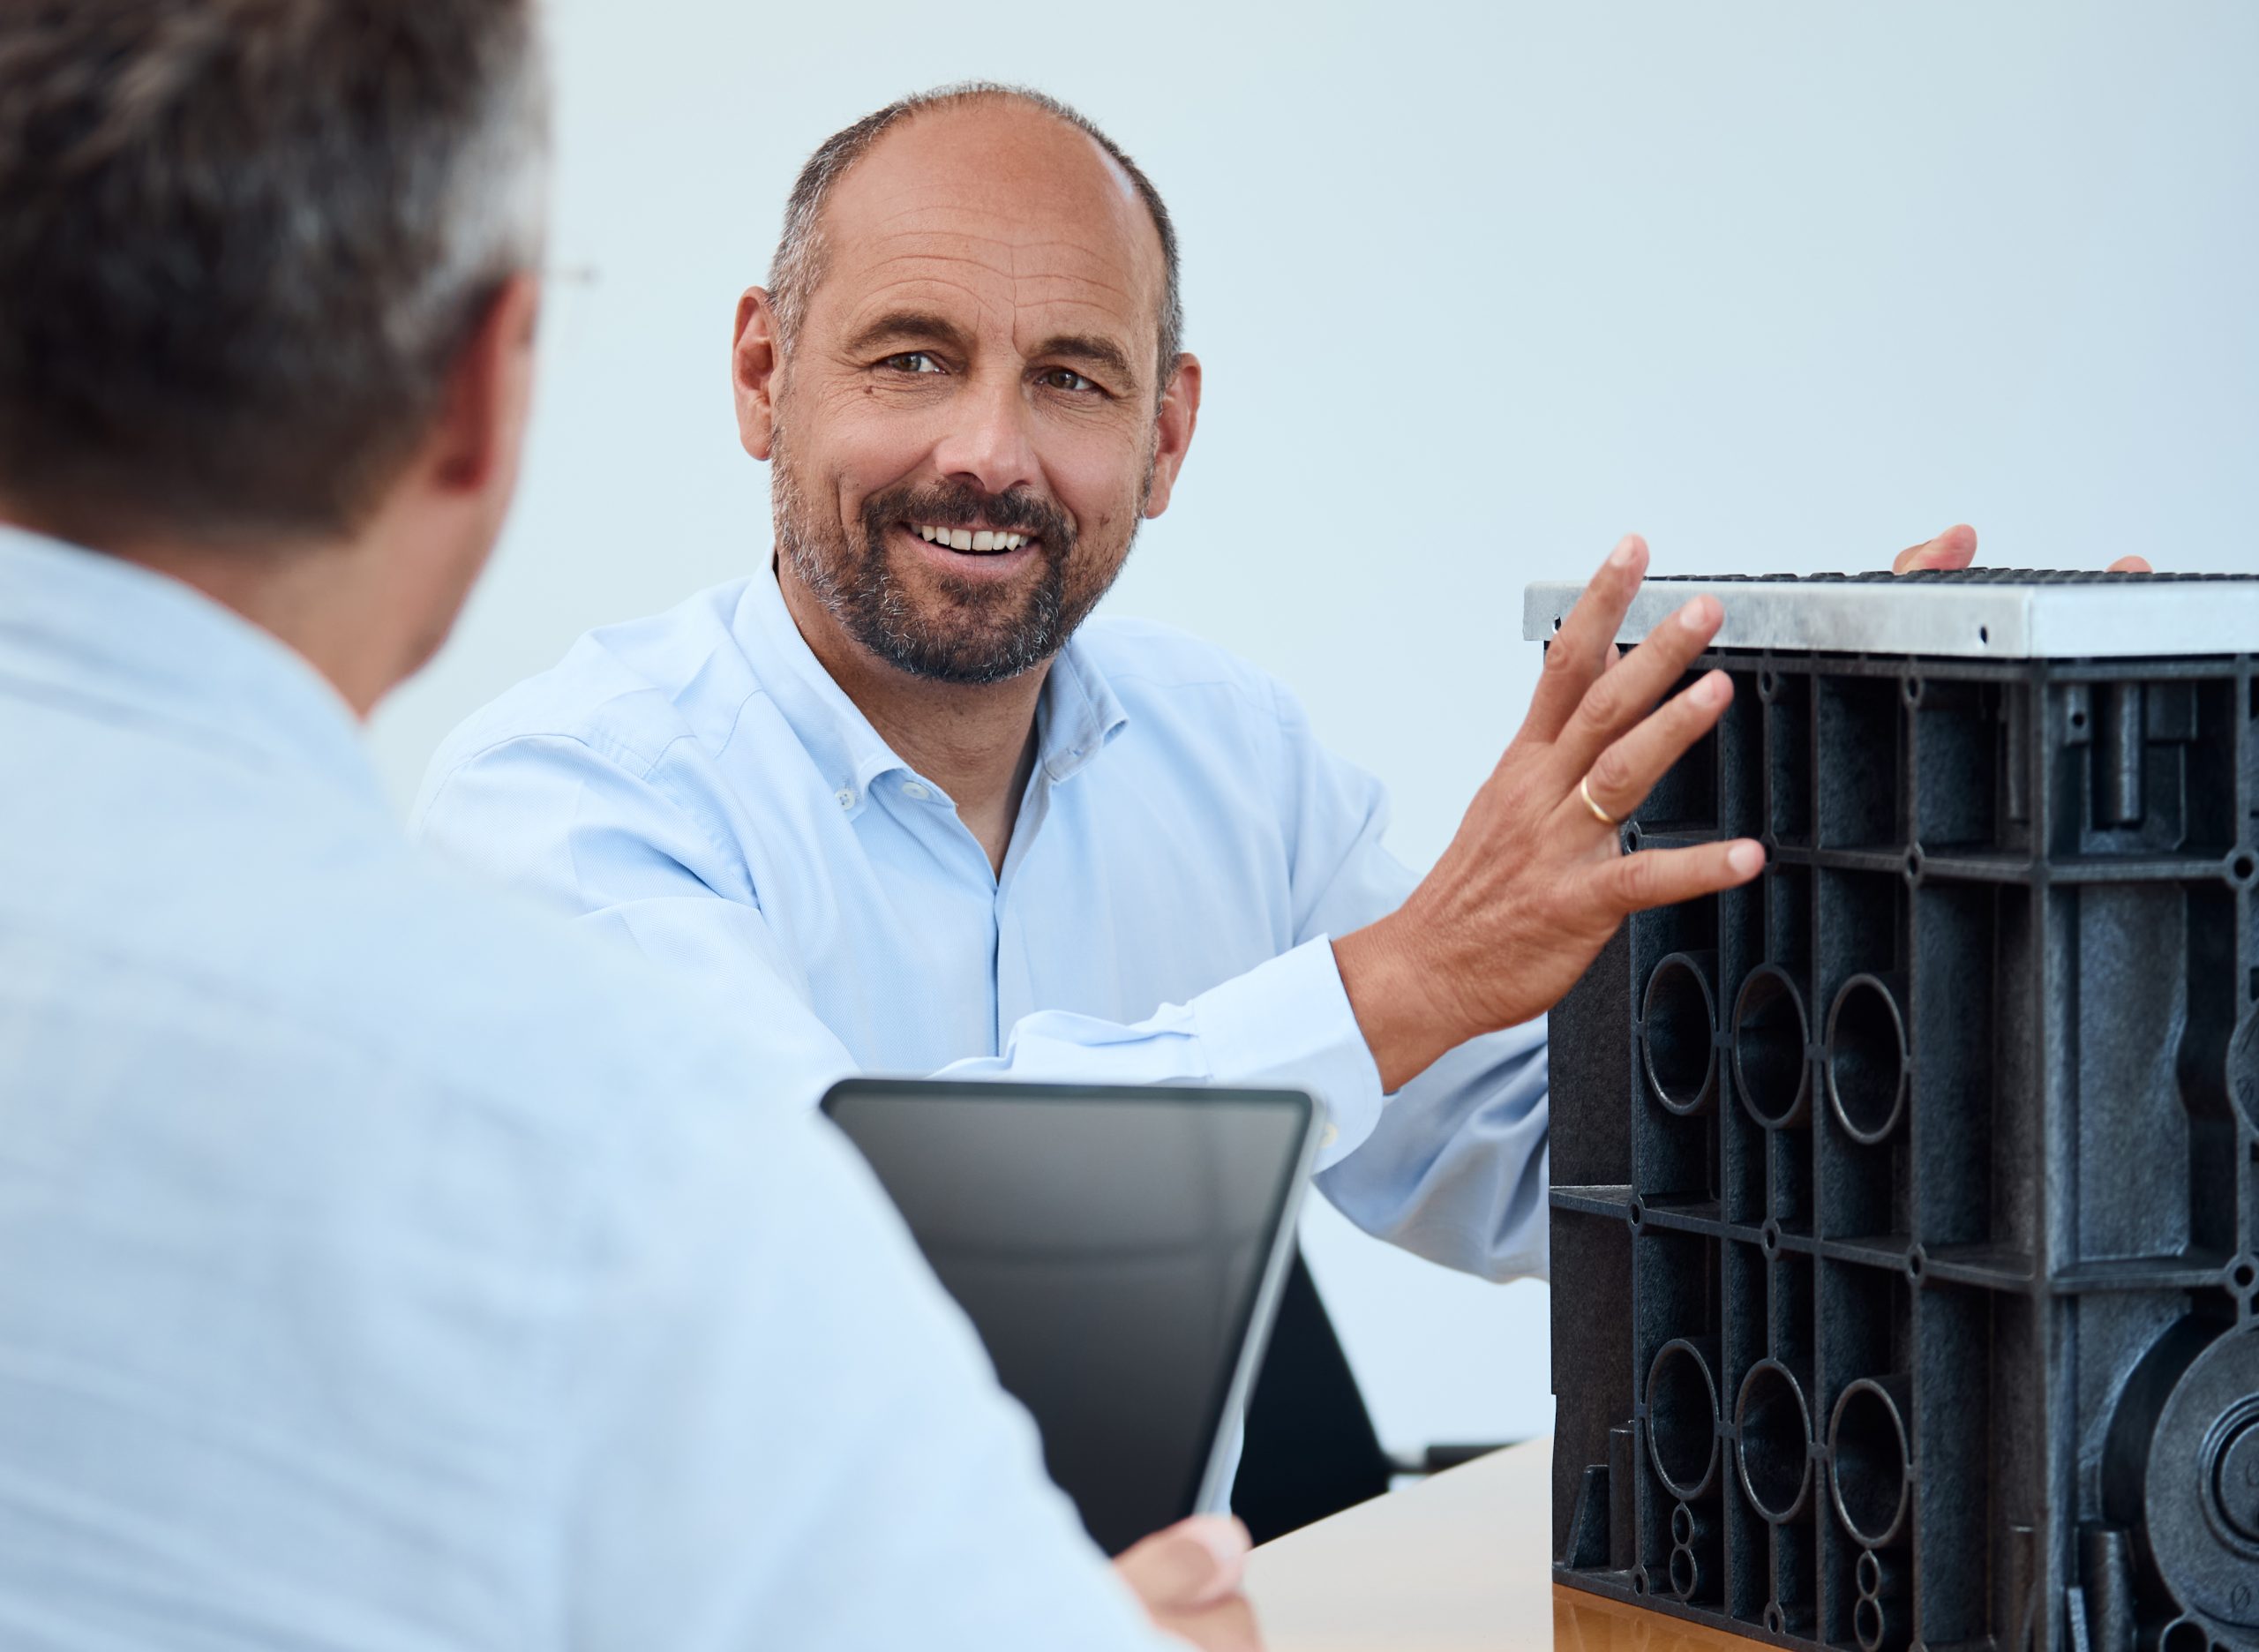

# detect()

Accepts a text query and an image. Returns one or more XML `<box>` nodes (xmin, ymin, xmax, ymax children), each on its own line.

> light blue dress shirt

<box><xmin>414</xmin><ymin>566</ymin><xmax>1550</xmax><ymax>1283</ymax></box>
<box><xmin>0</xmin><ymin>527</ymin><xmax>1177</xmax><ymax>1652</ymax></box>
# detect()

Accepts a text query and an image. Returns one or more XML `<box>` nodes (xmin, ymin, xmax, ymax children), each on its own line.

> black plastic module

<box><xmin>1531</xmin><ymin>572</ymin><xmax>2259</xmax><ymax>1652</ymax></box>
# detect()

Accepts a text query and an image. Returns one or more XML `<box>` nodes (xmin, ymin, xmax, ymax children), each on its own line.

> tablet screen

<box><xmin>822</xmin><ymin>1080</ymin><xmax>1316</xmax><ymax>1557</ymax></box>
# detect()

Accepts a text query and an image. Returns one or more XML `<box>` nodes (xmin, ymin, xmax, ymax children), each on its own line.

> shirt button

<box><xmin>900</xmin><ymin>781</ymin><xmax>931</xmax><ymax>802</ymax></box>
<box><xmin>1319</xmin><ymin>1123</ymin><xmax>1340</xmax><ymax>1150</ymax></box>
<box><xmin>835</xmin><ymin>788</ymin><xmax>856</xmax><ymax>810</ymax></box>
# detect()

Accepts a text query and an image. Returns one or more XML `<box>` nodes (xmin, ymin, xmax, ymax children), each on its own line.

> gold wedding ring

<box><xmin>1580</xmin><ymin>775</ymin><xmax>1622</xmax><ymax>829</ymax></box>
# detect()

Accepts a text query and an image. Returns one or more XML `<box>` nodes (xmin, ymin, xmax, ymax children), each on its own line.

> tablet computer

<box><xmin>820</xmin><ymin>1078</ymin><xmax>1321</xmax><ymax>1557</ymax></box>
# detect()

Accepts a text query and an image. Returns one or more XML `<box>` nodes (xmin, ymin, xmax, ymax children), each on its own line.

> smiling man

<box><xmin>412</xmin><ymin>86</ymin><xmax>2026</xmax><ymax>1329</ymax></box>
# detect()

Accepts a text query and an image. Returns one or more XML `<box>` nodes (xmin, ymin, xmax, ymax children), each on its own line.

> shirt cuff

<box><xmin>1189</xmin><ymin>936</ymin><xmax>1384</xmax><ymax>1170</ymax></box>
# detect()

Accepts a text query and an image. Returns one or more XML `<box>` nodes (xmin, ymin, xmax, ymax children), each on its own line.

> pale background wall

<box><xmin>369</xmin><ymin>0</ymin><xmax>2259</xmax><ymax>1455</ymax></box>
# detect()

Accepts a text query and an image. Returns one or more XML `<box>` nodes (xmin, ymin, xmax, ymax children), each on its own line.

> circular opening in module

<box><xmin>1736</xmin><ymin>1360</ymin><xmax>1814</xmax><ymax>1522</ymax></box>
<box><xmin>1827</xmin><ymin>975</ymin><xmax>1910</xmax><ymax>1145</ymax></box>
<box><xmin>1829</xmin><ymin>1379</ymin><xmax>1913</xmax><ymax>1547</ymax></box>
<box><xmin>1642</xmin><ymin>953</ymin><xmax>1719</xmax><ymax>1115</ymax></box>
<box><xmin>2215</xmin><ymin>1418</ymin><xmax>2259</xmax><ymax>1543</ymax></box>
<box><xmin>1647</xmin><ymin>1340</ymin><xmax>1723</xmax><ymax>1500</ymax></box>
<box><xmin>1734</xmin><ymin>966</ymin><xmax>1811</xmax><ymax>1127</ymax></box>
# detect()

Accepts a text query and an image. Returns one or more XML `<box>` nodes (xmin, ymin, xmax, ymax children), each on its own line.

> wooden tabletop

<box><xmin>1242</xmin><ymin>1437</ymin><xmax>1768</xmax><ymax>1652</ymax></box>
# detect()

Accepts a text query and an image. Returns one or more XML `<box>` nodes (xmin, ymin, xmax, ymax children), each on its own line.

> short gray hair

<box><xmin>0</xmin><ymin>0</ymin><xmax>549</xmax><ymax>544</ymax></box>
<box><xmin>769</xmin><ymin>83</ymin><xmax>1183</xmax><ymax>403</ymax></box>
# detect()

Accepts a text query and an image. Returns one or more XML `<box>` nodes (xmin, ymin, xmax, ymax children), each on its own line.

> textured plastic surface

<box><xmin>1544</xmin><ymin>574</ymin><xmax>2259</xmax><ymax>1652</ymax></box>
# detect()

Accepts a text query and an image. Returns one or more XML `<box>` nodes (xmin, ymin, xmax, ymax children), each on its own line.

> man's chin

<box><xmin>872</xmin><ymin>613</ymin><xmax>1053</xmax><ymax>685</ymax></box>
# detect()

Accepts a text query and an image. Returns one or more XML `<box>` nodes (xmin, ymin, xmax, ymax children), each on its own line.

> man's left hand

<box><xmin>1892</xmin><ymin>522</ymin><xmax>2152</xmax><ymax>574</ymax></box>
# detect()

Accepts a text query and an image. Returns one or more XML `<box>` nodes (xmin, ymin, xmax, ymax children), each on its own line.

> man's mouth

<box><xmin>908</xmin><ymin>522</ymin><xmax>1033</xmax><ymax>555</ymax></box>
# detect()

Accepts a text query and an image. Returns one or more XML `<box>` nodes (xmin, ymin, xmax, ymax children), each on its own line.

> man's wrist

<box><xmin>1332</xmin><ymin>917</ymin><xmax>1465</xmax><ymax>1094</ymax></box>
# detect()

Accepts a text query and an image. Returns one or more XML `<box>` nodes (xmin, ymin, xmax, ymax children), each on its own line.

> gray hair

<box><xmin>768</xmin><ymin>83</ymin><xmax>1183</xmax><ymax>404</ymax></box>
<box><xmin>0</xmin><ymin>0</ymin><xmax>549</xmax><ymax>544</ymax></box>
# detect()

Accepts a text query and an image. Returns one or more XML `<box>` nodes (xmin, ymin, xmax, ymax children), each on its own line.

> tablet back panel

<box><xmin>822</xmin><ymin>1080</ymin><xmax>1317</xmax><ymax>1557</ymax></box>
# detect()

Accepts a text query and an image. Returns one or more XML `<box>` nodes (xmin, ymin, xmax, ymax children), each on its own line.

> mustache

<box><xmin>862</xmin><ymin>480</ymin><xmax>1075</xmax><ymax>548</ymax></box>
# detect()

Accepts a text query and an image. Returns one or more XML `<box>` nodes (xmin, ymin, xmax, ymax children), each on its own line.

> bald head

<box><xmin>769</xmin><ymin>84</ymin><xmax>1182</xmax><ymax>399</ymax></box>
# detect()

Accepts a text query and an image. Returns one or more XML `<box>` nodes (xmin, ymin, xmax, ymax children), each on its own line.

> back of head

<box><xmin>0</xmin><ymin>0</ymin><xmax>547</xmax><ymax>550</ymax></box>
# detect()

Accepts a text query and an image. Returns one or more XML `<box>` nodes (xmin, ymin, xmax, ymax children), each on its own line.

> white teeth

<box><xmin>910</xmin><ymin>524</ymin><xmax>1031</xmax><ymax>552</ymax></box>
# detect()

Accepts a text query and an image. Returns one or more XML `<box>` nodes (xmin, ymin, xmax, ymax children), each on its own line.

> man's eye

<box><xmin>1039</xmin><ymin>368</ymin><xmax>1099</xmax><ymax>393</ymax></box>
<box><xmin>881</xmin><ymin>352</ymin><xmax>945</xmax><ymax>375</ymax></box>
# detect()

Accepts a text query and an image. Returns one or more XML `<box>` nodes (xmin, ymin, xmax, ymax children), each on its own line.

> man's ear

<box><xmin>1142</xmin><ymin>352</ymin><xmax>1203</xmax><ymax>520</ymax></box>
<box><xmin>733</xmin><ymin>287</ymin><xmax>784</xmax><ymax>462</ymax></box>
<box><xmin>430</xmin><ymin>274</ymin><xmax>542</xmax><ymax>499</ymax></box>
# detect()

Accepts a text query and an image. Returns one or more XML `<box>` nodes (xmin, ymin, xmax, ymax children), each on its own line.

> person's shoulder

<box><xmin>426</xmin><ymin>576</ymin><xmax>768</xmax><ymax>787</ymax></box>
<box><xmin>1072</xmin><ymin>612</ymin><xmax>1292</xmax><ymax>716</ymax></box>
<box><xmin>321</xmin><ymin>837</ymin><xmax>842</xmax><ymax>1154</ymax></box>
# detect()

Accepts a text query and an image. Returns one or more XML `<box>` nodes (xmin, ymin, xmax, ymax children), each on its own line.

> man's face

<box><xmin>749</xmin><ymin>101</ymin><xmax>1190</xmax><ymax>685</ymax></box>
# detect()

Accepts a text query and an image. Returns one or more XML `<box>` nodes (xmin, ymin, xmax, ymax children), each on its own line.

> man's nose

<box><xmin>930</xmin><ymin>368</ymin><xmax>1041</xmax><ymax>499</ymax></box>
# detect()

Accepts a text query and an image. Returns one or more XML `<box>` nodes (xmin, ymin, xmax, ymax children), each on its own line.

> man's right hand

<box><xmin>1333</xmin><ymin>535</ymin><xmax>1765</xmax><ymax>1093</ymax></box>
<box><xmin>1114</xmin><ymin>1515</ymin><xmax>1261</xmax><ymax>1651</ymax></box>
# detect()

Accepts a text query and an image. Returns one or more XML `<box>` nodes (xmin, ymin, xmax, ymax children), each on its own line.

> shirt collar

<box><xmin>734</xmin><ymin>560</ymin><xmax>1130</xmax><ymax>806</ymax></box>
<box><xmin>0</xmin><ymin>524</ymin><xmax>386</xmax><ymax>817</ymax></box>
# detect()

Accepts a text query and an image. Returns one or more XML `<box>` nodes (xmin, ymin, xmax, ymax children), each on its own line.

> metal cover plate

<box><xmin>1520</xmin><ymin>572</ymin><xmax>2259</xmax><ymax>659</ymax></box>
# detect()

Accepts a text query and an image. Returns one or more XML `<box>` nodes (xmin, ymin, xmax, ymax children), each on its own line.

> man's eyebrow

<box><xmin>1034</xmin><ymin>333</ymin><xmax>1139</xmax><ymax>387</ymax></box>
<box><xmin>841</xmin><ymin>311</ymin><xmax>975</xmax><ymax>357</ymax></box>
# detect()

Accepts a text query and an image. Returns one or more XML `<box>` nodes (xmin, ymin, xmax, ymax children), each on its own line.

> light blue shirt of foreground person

<box><xmin>0</xmin><ymin>527</ymin><xmax>1178</xmax><ymax>1652</ymax></box>
<box><xmin>414</xmin><ymin>565</ymin><xmax>1550</xmax><ymax>1282</ymax></box>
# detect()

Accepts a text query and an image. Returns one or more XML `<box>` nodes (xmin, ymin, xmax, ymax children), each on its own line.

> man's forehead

<box><xmin>808</xmin><ymin>101</ymin><xmax>1165</xmax><ymax>346</ymax></box>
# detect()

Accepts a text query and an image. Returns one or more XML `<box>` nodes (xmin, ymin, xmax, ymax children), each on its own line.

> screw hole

<box><xmin>2233</xmin><ymin>853</ymin><xmax>2256</xmax><ymax>883</ymax></box>
<box><xmin>1905</xmin><ymin>1246</ymin><xmax>1927</xmax><ymax>1282</ymax></box>
<box><xmin>1978</xmin><ymin>625</ymin><xmax>1990</xmax><ymax>646</ymax></box>
<box><xmin>2233</xmin><ymin>1260</ymin><xmax>2256</xmax><ymax>1292</ymax></box>
<box><xmin>1552</xmin><ymin>615</ymin><xmax>1564</xmax><ymax>633</ymax></box>
<box><xmin>2071</xmin><ymin>710</ymin><xmax>2088</xmax><ymax>730</ymax></box>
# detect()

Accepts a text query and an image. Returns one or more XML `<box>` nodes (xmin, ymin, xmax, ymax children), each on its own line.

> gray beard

<box><xmin>769</xmin><ymin>425</ymin><xmax>1147</xmax><ymax>687</ymax></box>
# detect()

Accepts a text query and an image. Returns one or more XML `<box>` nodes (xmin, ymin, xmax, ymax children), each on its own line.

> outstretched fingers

<box><xmin>1572</xmin><ymin>669</ymin><xmax>1734</xmax><ymax>830</ymax></box>
<box><xmin>1595</xmin><ymin>837</ymin><xmax>1766</xmax><ymax>917</ymax></box>
<box><xmin>1550</xmin><ymin>594</ymin><xmax>1723</xmax><ymax>776</ymax></box>
<box><xmin>1523</xmin><ymin>536</ymin><xmax>1649</xmax><ymax>744</ymax></box>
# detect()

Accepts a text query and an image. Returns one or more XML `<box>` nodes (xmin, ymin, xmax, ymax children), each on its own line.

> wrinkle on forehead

<box><xmin>807</xmin><ymin>102</ymin><xmax>1165</xmax><ymax>358</ymax></box>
